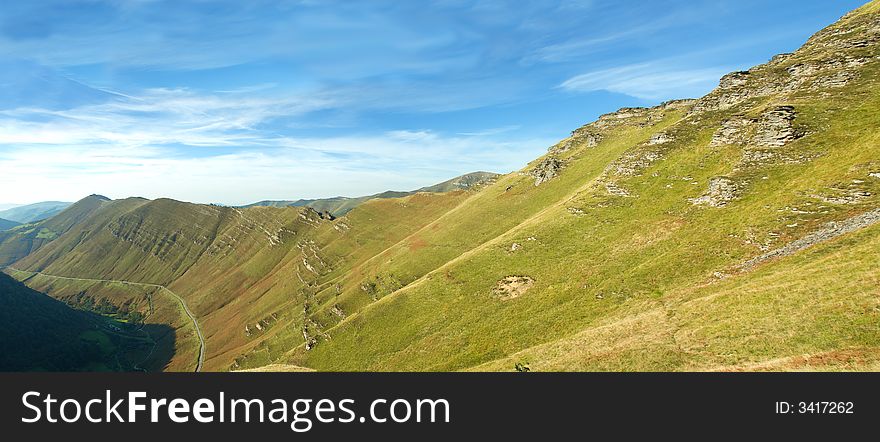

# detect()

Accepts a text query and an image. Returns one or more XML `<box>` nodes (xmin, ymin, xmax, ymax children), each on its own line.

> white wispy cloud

<box><xmin>0</xmin><ymin>83</ymin><xmax>552</xmax><ymax>205</ymax></box>
<box><xmin>0</xmin><ymin>87</ymin><xmax>337</xmax><ymax>148</ymax></box>
<box><xmin>558</xmin><ymin>62</ymin><xmax>730</xmax><ymax>100</ymax></box>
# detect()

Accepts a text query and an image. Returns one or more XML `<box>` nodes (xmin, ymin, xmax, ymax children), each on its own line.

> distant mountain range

<box><xmin>0</xmin><ymin>201</ymin><xmax>72</xmax><ymax>224</ymax></box>
<box><xmin>243</xmin><ymin>171</ymin><xmax>499</xmax><ymax>216</ymax></box>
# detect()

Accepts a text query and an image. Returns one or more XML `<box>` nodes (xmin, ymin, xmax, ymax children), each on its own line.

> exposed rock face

<box><xmin>690</xmin><ymin>177</ymin><xmax>738</xmax><ymax>207</ymax></box>
<box><xmin>710</xmin><ymin>116</ymin><xmax>754</xmax><ymax>146</ymax></box>
<box><xmin>753</xmin><ymin>106</ymin><xmax>801</xmax><ymax>147</ymax></box>
<box><xmin>553</xmin><ymin>99</ymin><xmax>695</xmax><ymax>154</ymax></box>
<box><xmin>493</xmin><ymin>276</ymin><xmax>534</xmax><ymax>301</ymax></box>
<box><xmin>611</xmin><ymin>150</ymin><xmax>663</xmax><ymax>177</ymax></box>
<box><xmin>530</xmin><ymin>157</ymin><xmax>563</xmax><ymax>186</ymax></box>
<box><xmin>551</xmin><ymin>128</ymin><xmax>603</xmax><ymax>153</ymax></box>
<box><xmin>658</xmin><ymin>99</ymin><xmax>697</xmax><ymax>110</ymax></box>
<box><xmin>719</xmin><ymin>71</ymin><xmax>750</xmax><ymax>89</ymax></box>
<box><xmin>590</xmin><ymin>107</ymin><xmax>666</xmax><ymax>130</ymax></box>
<box><xmin>574</xmin><ymin>129</ymin><xmax>604</xmax><ymax>148</ymax></box>
<box><xmin>647</xmin><ymin>132</ymin><xmax>673</xmax><ymax>145</ymax></box>
<box><xmin>771</xmin><ymin>53</ymin><xmax>794</xmax><ymax>63</ymax></box>
<box><xmin>710</xmin><ymin>106</ymin><xmax>802</xmax><ymax>147</ymax></box>
<box><xmin>330</xmin><ymin>304</ymin><xmax>346</xmax><ymax>318</ymax></box>
<box><xmin>739</xmin><ymin>208</ymin><xmax>880</xmax><ymax>271</ymax></box>
<box><xmin>814</xmin><ymin>71</ymin><xmax>857</xmax><ymax>88</ymax></box>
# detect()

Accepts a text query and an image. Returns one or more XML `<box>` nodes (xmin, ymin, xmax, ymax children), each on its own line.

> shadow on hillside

<box><xmin>137</xmin><ymin>323</ymin><xmax>177</xmax><ymax>372</ymax></box>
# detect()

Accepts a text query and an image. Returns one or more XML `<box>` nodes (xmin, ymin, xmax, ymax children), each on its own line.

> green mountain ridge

<box><xmin>243</xmin><ymin>171</ymin><xmax>499</xmax><ymax>216</ymax></box>
<box><xmin>2</xmin><ymin>2</ymin><xmax>880</xmax><ymax>372</ymax></box>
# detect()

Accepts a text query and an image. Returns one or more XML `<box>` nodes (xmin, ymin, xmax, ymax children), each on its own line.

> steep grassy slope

<box><xmin>5</xmin><ymin>187</ymin><xmax>476</xmax><ymax>370</ymax></box>
<box><xmin>173</xmin><ymin>191</ymin><xmax>478</xmax><ymax>370</ymax></box>
<box><xmin>244</xmin><ymin>171</ymin><xmax>498</xmax><ymax>217</ymax></box>
<box><xmin>269</xmin><ymin>3</ymin><xmax>880</xmax><ymax>371</ymax></box>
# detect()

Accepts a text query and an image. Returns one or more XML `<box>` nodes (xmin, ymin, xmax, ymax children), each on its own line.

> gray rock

<box><xmin>530</xmin><ymin>157</ymin><xmax>563</xmax><ymax>186</ymax></box>
<box><xmin>551</xmin><ymin>129</ymin><xmax>603</xmax><ymax>153</ymax></box>
<box><xmin>492</xmin><ymin>276</ymin><xmax>535</xmax><ymax>301</ymax></box>
<box><xmin>739</xmin><ymin>208</ymin><xmax>880</xmax><ymax>271</ymax></box>
<box><xmin>647</xmin><ymin>132</ymin><xmax>673</xmax><ymax>145</ymax></box>
<box><xmin>690</xmin><ymin>177</ymin><xmax>738</xmax><ymax>207</ymax></box>
<box><xmin>813</xmin><ymin>71</ymin><xmax>857</xmax><ymax>88</ymax></box>
<box><xmin>611</xmin><ymin>150</ymin><xmax>663</xmax><ymax>177</ymax></box>
<box><xmin>752</xmin><ymin>106</ymin><xmax>802</xmax><ymax>147</ymax></box>
<box><xmin>710</xmin><ymin>116</ymin><xmax>754</xmax><ymax>146</ymax></box>
<box><xmin>718</xmin><ymin>71</ymin><xmax>749</xmax><ymax>89</ymax></box>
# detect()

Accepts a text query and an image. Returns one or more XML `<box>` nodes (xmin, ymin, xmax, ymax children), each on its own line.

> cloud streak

<box><xmin>559</xmin><ymin>61</ymin><xmax>732</xmax><ymax>100</ymax></box>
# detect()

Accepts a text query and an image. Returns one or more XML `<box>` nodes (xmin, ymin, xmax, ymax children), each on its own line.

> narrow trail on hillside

<box><xmin>3</xmin><ymin>268</ymin><xmax>205</xmax><ymax>372</ymax></box>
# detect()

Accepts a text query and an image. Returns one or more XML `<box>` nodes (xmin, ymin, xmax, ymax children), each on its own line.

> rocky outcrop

<box><xmin>647</xmin><ymin>132</ymin><xmax>673</xmax><ymax>145</ymax></box>
<box><xmin>551</xmin><ymin>128</ymin><xmax>602</xmax><ymax>153</ymax></box>
<box><xmin>718</xmin><ymin>71</ymin><xmax>750</xmax><ymax>89</ymax></box>
<box><xmin>739</xmin><ymin>208</ymin><xmax>880</xmax><ymax>271</ymax></box>
<box><xmin>611</xmin><ymin>150</ymin><xmax>663</xmax><ymax>177</ymax></box>
<box><xmin>589</xmin><ymin>106</ymin><xmax>667</xmax><ymax>130</ymax></box>
<box><xmin>330</xmin><ymin>304</ymin><xmax>346</xmax><ymax>318</ymax></box>
<box><xmin>551</xmin><ymin>99</ymin><xmax>695</xmax><ymax>155</ymax></box>
<box><xmin>690</xmin><ymin>177</ymin><xmax>738</xmax><ymax>207</ymax></box>
<box><xmin>530</xmin><ymin>157</ymin><xmax>563</xmax><ymax>186</ymax></box>
<box><xmin>813</xmin><ymin>71</ymin><xmax>857</xmax><ymax>88</ymax></box>
<box><xmin>493</xmin><ymin>276</ymin><xmax>534</xmax><ymax>301</ymax></box>
<box><xmin>710</xmin><ymin>115</ymin><xmax>754</xmax><ymax>146</ymax></box>
<box><xmin>710</xmin><ymin>106</ymin><xmax>802</xmax><ymax>147</ymax></box>
<box><xmin>753</xmin><ymin>106</ymin><xmax>802</xmax><ymax>147</ymax></box>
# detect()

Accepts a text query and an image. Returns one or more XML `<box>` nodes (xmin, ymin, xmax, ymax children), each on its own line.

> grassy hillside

<box><xmin>3</xmin><ymin>2</ymin><xmax>880</xmax><ymax>372</ymax></box>
<box><xmin>281</xmin><ymin>3</ymin><xmax>880</xmax><ymax>371</ymax></box>
<box><xmin>244</xmin><ymin>171</ymin><xmax>498</xmax><ymax>217</ymax></box>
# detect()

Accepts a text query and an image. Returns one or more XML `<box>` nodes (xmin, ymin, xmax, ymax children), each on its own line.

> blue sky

<box><xmin>0</xmin><ymin>0</ymin><xmax>866</xmax><ymax>205</ymax></box>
